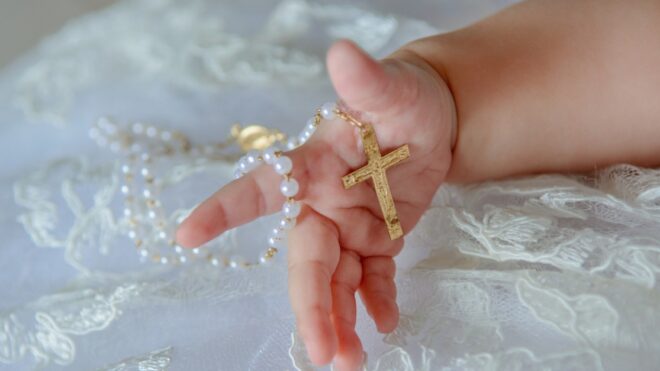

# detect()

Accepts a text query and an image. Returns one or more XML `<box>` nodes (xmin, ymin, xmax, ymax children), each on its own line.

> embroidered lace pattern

<box><xmin>2</xmin><ymin>0</ymin><xmax>658</xmax><ymax>369</ymax></box>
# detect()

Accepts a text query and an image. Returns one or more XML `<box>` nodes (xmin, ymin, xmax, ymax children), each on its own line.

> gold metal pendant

<box><xmin>341</xmin><ymin>123</ymin><xmax>410</xmax><ymax>240</ymax></box>
<box><xmin>231</xmin><ymin>124</ymin><xmax>286</xmax><ymax>152</ymax></box>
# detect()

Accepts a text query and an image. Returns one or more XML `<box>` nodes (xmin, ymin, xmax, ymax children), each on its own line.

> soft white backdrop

<box><xmin>0</xmin><ymin>0</ymin><xmax>115</xmax><ymax>68</ymax></box>
<box><xmin>1</xmin><ymin>1</ymin><xmax>658</xmax><ymax>370</ymax></box>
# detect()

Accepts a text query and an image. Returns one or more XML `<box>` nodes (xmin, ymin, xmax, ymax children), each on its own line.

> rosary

<box><xmin>92</xmin><ymin>102</ymin><xmax>409</xmax><ymax>268</ymax></box>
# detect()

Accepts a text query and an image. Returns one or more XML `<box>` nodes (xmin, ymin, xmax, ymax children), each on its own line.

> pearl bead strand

<box><xmin>90</xmin><ymin>101</ymin><xmax>338</xmax><ymax>268</ymax></box>
<box><xmin>91</xmin><ymin>116</ymin><xmax>246</xmax><ymax>268</ymax></box>
<box><xmin>230</xmin><ymin>102</ymin><xmax>343</xmax><ymax>264</ymax></box>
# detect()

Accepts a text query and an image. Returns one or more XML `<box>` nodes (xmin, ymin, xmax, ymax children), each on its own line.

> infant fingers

<box><xmin>330</xmin><ymin>250</ymin><xmax>365</xmax><ymax>370</ymax></box>
<box><xmin>176</xmin><ymin>148</ymin><xmax>307</xmax><ymax>248</ymax></box>
<box><xmin>288</xmin><ymin>207</ymin><xmax>340</xmax><ymax>365</ymax></box>
<box><xmin>359</xmin><ymin>256</ymin><xmax>399</xmax><ymax>333</ymax></box>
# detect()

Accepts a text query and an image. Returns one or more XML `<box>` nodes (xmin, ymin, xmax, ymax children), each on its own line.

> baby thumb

<box><xmin>326</xmin><ymin>39</ymin><xmax>414</xmax><ymax>116</ymax></box>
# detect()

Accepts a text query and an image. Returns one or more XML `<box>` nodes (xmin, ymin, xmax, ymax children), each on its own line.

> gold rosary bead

<box><xmin>265</xmin><ymin>247</ymin><xmax>278</xmax><ymax>258</ymax></box>
<box><xmin>145</xmin><ymin>198</ymin><xmax>158</xmax><ymax>208</ymax></box>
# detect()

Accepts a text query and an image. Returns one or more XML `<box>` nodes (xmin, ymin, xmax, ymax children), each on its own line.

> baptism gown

<box><xmin>1</xmin><ymin>1</ymin><xmax>659</xmax><ymax>370</ymax></box>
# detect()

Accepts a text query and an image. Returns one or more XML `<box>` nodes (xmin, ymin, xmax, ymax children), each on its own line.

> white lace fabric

<box><xmin>2</xmin><ymin>0</ymin><xmax>658</xmax><ymax>370</ymax></box>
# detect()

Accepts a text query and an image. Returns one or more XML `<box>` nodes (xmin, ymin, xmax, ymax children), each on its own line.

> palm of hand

<box><xmin>176</xmin><ymin>40</ymin><xmax>455</xmax><ymax>371</ymax></box>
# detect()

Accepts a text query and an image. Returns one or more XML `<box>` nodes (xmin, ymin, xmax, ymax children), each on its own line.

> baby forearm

<box><xmin>407</xmin><ymin>0</ymin><xmax>660</xmax><ymax>182</ymax></box>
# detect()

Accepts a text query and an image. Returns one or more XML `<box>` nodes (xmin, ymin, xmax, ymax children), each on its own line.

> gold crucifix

<box><xmin>341</xmin><ymin>122</ymin><xmax>410</xmax><ymax>240</ymax></box>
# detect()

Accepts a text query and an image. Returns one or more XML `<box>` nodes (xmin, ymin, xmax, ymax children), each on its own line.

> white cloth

<box><xmin>1</xmin><ymin>1</ymin><xmax>658</xmax><ymax>370</ymax></box>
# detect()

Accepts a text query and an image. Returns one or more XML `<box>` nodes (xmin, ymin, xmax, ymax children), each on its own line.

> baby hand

<box><xmin>176</xmin><ymin>39</ymin><xmax>455</xmax><ymax>371</ymax></box>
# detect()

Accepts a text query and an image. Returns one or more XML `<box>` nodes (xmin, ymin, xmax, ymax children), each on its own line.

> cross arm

<box><xmin>342</xmin><ymin>164</ymin><xmax>374</xmax><ymax>189</ymax></box>
<box><xmin>380</xmin><ymin>145</ymin><xmax>410</xmax><ymax>170</ymax></box>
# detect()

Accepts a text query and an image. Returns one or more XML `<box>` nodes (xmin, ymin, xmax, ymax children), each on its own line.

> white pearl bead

<box><xmin>245</xmin><ymin>156</ymin><xmax>260</xmax><ymax>172</ymax></box>
<box><xmin>192</xmin><ymin>248</ymin><xmax>200</xmax><ymax>255</ymax></box>
<box><xmin>286</xmin><ymin>138</ymin><xmax>299</xmax><ymax>150</ymax></box>
<box><xmin>268</xmin><ymin>236</ymin><xmax>287</xmax><ymax>248</ymax></box>
<box><xmin>120</xmin><ymin>185</ymin><xmax>132</xmax><ymax>195</ymax></box>
<box><xmin>233</xmin><ymin>169</ymin><xmax>243</xmax><ymax>179</ymax></box>
<box><xmin>89</xmin><ymin>127</ymin><xmax>100</xmax><ymax>140</ymax></box>
<box><xmin>300</xmin><ymin>119</ymin><xmax>316</xmax><ymax>142</ymax></box>
<box><xmin>121</xmin><ymin>164</ymin><xmax>132</xmax><ymax>174</ymax></box>
<box><xmin>270</xmin><ymin>227</ymin><xmax>285</xmax><ymax>240</ymax></box>
<box><xmin>283</xmin><ymin>201</ymin><xmax>301</xmax><ymax>218</ymax></box>
<box><xmin>147</xmin><ymin>209</ymin><xmax>163</xmax><ymax>220</ymax></box>
<box><xmin>98</xmin><ymin>117</ymin><xmax>116</xmax><ymax>134</ymax></box>
<box><xmin>298</xmin><ymin>130</ymin><xmax>312</xmax><ymax>144</ymax></box>
<box><xmin>274</xmin><ymin>156</ymin><xmax>292</xmax><ymax>175</ymax></box>
<box><xmin>280</xmin><ymin>178</ymin><xmax>299</xmax><ymax>197</ymax></box>
<box><xmin>306</xmin><ymin>118</ymin><xmax>317</xmax><ymax>132</ymax></box>
<box><xmin>262</xmin><ymin>146</ymin><xmax>280</xmax><ymax>164</ymax></box>
<box><xmin>321</xmin><ymin>102</ymin><xmax>337</xmax><ymax>120</ymax></box>
<box><xmin>160</xmin><ymin>256</ymin><xmax>169</xmax><ymax>265</ymax></box>
<box><xmin>105</xmin><ymin>125</ymin><xmax>117</xmax><ymax>135</ymax></box>
<box><xmin>146</xmin><ymin>126</ymin><xmax>158</xmax><ymax>138</ymax></box>
<box><xmin>259</xmin><ymin>255</ymin><xmax>272</xmax><ymax>265</ymax></box>
<box><xmin>267</xmin><ymin>236</ymin><xmax>277</xmax><ymax>246</ymax></box>
<box><xmin>161</xmin><ymin>131</ymin><xmax>172</xmax><ymax>142</ymax></box>
<box><xmin>179</xmin><ymin>256</ymin><xmax>187</xmax><ymax>264</ymax></box>
<box><xmin>132</xmin><ymin>122</ymin><xmax>145</xmax><ymax>134</ymax></box>
<box><xmin>110</xmin><ymin>141</ymin><xmax>123</xmax><ymax>153</ymax></box>
<box><xmin>246</xmin><ymin>150</ymin><xmax>260</xmax><ymax>165</ymax></box>
<box><xmin>279</xmin><ymin>218</ymin><xmax>295</xmax><ymax>230</ymax></box>
<box><xmin>230</xmin><ymin>255</ymin><xmax>245</xmax><ymax>268</ymax></box>
<box><xmin>174</xmin><ymin>246</ymin><xmax>183</xmax><ymax>254</ymax></box>
<box><xmin>210</xmin><ymin>257</ymin><xmax>220</xmax><ymax>266</ymax></box>
<box><xmin>139</xmin><ymin>249</ymin><xmax>149</xmax><ymax>257</ymax></box>
<box><xmin>238</xmin><ymin>157</ymin><xmax>249</xmax><ymax>172</ymax></box>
